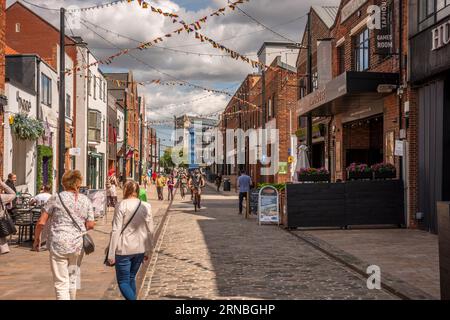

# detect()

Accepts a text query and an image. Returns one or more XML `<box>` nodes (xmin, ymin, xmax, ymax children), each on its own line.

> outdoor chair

<box><xmin>15</xmin><ymin>210</ymin><xmax>33</xmax><ymax>244</ymax></box>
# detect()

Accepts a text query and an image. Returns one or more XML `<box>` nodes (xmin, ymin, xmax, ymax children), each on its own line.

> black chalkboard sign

<box><xmin>249</xmin><ymin>189</ymin><xmax>260</xmax><ymax>215</ymax></box>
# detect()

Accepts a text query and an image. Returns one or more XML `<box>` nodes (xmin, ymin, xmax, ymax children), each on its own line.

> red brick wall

<box><xmin>0</xmin><ymin>0</ymin><xmax>5</xmax><ymax>179</ymax></box>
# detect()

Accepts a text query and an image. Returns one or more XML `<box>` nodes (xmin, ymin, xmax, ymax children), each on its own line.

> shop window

<box><xmin>88</xmin><ymin>109</ymin><xmax>101</xmax><ymax>143</ymax></box>
<box><xmin>437</xmin><ymin>0</ymin><xmax>450</xmax><ymax>10</ymax></box>
<box><xmin>354</xmin><ymin>28</ymin><xmax>370</xmax><ymax>71</ymax></box>
<box><xmin>337</xmin><ymin>45</ymin><xmax>345</xmax><ymax>75</ymax></box>
<box><xmin>312</xmin><ymin>72</ymin><xmax>319</xmax><ymax>91</ymax></box>
<box><xmin>420</xmin><ymin>0</ymin><xmax>436</xmax><ymax>22</ymax></box>
<box><xmin>272</xmin><ymin>95</ymin><xmax>276</xmax><ymax>117</ymax></box>
<box><xmin>65</xmin><ymin>94</ymin><xmax>71</xmax><ymax>119</ymax></box>
<box><xmin>41</xmin><ymin>73</ymin><xmax>52</xmax><ymax>107</ymax></box>
<box><xmin>267</xmin><ymin>99</ymin><xmax>272</xmax><ymax>118</ymax></box>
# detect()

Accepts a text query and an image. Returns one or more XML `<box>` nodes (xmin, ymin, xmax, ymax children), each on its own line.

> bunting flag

<box><xmin>67</xmin><ymin>0</ymin><xmax>250</xmax><ymax>74</ymax></box>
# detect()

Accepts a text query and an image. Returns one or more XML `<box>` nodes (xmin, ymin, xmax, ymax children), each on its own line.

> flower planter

<box><xmin>347</xmin><ymin>171</ymin><xmax>373</xmax><ymax>181</ymax></box>
<box><xmin>298</xmin><ymin>174</ymin><xmax>330</xmax><ymax>182</ymax></box>
<box><xmin>374</xmin><ymin>171</ymin><xmax>396</xmax><ymax>180</ymax></box>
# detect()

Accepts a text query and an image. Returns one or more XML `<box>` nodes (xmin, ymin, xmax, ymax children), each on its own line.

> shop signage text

<box><xmin>341</xmin><ymin>0</ymin><xmax>368</xmax><ymax>23</ymax></box>
<box><xmin>16</xmin><ymin>91</ymin><xmax>32</xmax><ymax>113</ymax></box>
<box><xmin>368</xmin><ymin>1</ymin><xmax>394</xmax><ymax>55</ymax></box>
<box><xmin>432</xmin><ymin>19</ymin><xmax>450</xmax><ymax>51</ymax></box>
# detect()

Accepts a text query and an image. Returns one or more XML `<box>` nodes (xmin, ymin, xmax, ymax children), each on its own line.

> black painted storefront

<box><xmin>410</xmin><ymin>17</ymin><xmax>450</xmax><ymax>234</ymax></box>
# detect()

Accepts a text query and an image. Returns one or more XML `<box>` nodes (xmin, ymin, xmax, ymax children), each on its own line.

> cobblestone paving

<box><xmin>142</xmin><ymin>189</ymin><xmax>396</xmax><ymax>300</ymax></box>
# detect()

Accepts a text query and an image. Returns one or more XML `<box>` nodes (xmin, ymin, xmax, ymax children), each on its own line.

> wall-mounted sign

<box><xmin>16</xmin><ymin>91</ymin><xmax>32</xmax><ymax>113</ymax></box>
<box><xmin>279</xmin><ymin>162</ymin><xmax>288</xmax><ymax>175</ymax></box>
<box><xmin>432</xmin><ymin>19</ymin><xmax>450</xmax><ymax>51</ymax></box>
<box><xmin>69</xmin><ymin>148</ymin><xmax>81</xmax><ymax>156</ymax></box>
<box><xmin>394</xmin><ymin>140</ymin><xmax>404</xmax><ymax>157</ymax></box>
<box><xmin>341</xmin><ymin>0</ymin><xmax>368</xmax><ymax>23</ymax></box>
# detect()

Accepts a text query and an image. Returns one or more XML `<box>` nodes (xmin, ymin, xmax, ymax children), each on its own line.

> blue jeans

<box><xmin>115</xmin><ymin>253</ymin><xmax>145</xmax><ymax>300</ymax></box>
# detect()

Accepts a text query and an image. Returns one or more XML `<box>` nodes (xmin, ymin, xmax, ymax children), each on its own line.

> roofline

<box><xmin>311</xmin><ymin>5</ymin><xmax>339</xmax><ymax>29</ymax></box>
<box><xmin>6</xmin><ymin>53</ymin><xmax>57</xmax><ymax>73</ymax></box>
<box><xmin>7</xmin><ymin>1</ymin><xmax>77</xmax><ymax>44</ymax></box>
<box><xmin>257</xmin><ymin>41</ymin><xmax>300</xmax><ymax>57</ymax></box>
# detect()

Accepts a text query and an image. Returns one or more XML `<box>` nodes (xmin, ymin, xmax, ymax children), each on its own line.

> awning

<box><xmin>296</xmin><ymin>71</ymin><xmax>399</xmax><ymax>117</ymax></box>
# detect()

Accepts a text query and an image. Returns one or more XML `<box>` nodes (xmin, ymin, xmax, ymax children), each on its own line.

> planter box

<box><xmin>374</xmin><ymin>171</ymin><xmax>396</xmax><ymax>180</ymax></box>
<box><xmin>298</xmin><ymin>174</ymin><xmax>330</xmax><ymax>182</ymax></box>
<box><xmin>347</xmin><ymin>171</ymin><xmax>373</xmax><ymax>180</ymax></box>
<box><xmin>286</xmin><ymin>180</ymin><xmax>405</xmax><ymax>229</ymax></box>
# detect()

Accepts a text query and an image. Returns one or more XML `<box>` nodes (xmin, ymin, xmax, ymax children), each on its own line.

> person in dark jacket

<box><xmin>5</xmin><ymin>173</ymin><xmax>17</xmax><ymax>194</ymax></box>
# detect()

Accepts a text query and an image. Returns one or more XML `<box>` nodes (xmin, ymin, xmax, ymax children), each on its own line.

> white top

<box><xmin>107</xmin><ymin>198</ymin><xmax>154</xmax><ymax>260</ymax></box>
<box><xmin>34</xmin><ymin>193</ymin><xmax>52</xmax><ymax>205</ymax></box>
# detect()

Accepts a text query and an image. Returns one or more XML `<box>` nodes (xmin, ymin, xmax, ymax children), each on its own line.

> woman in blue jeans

<box><xmin>107</xmin><ymin>181</ymin><xmax>155</xmax><ymax>300</ymax></box>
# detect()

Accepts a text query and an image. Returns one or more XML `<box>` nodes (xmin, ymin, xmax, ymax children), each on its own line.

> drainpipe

<box><xmin>306</xmin><ymin>12</ymin><xmax>313</xmax><ymax>165</ymax></box>
<box><xmin>36</xmin><ymin>57</ymin><xmax>41</xmax><ymax>194</ymax></box>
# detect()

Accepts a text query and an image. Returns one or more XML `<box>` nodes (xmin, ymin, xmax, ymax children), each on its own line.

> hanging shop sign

<box><xmin>69</xmin><ymin>148</ymin><xmax>81</xmax><ymax>156</ymax></box>
<box><xmin>258</xmin><ymin>186</ymin><xmax>280</xmax><ymax>225</ymax></box>
<box><xmin>373</xmin><ymin>2</ymin><xmax>394</xmax><ymax>56</ymax></box>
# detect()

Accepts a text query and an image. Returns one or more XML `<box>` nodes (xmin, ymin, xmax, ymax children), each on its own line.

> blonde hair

<box><xmin>123</xmin><ymin>180</ymin><xmax>139</xmax><ymax>199</ymax></box>
<box><xmin>62</xmin><ymin>170</ymin><xmax>83</xmax><ymax>191</ymax></box>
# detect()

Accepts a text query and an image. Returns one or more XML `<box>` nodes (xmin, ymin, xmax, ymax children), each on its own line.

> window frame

<box><xmin>65</xmin><ymin>93</ymin><xmax>71</xmax><ymax>119</ymax></box>
<box><xmin>41</xmin><ymin>73</ymin><xmax>52</xmax><ymax>107</ymax></box>
<box><xmin>354</xmin><ymin>28</ymin><xmax>370</xmax><ymax>72</ymax></box>
<box><xmin>88</xmin><ymin>109</ymin><xmax>101</xmax><ymax>143</ymax></box>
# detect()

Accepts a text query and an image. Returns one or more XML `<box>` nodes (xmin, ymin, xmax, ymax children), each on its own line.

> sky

<box><xmin>6</xmin><ymin>0</ymin><xmax>340</xmax><ymax>144</ymax></box>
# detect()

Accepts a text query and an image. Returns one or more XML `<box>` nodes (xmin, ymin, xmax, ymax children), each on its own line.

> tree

<box><xmin>160</xmin><ymin>148</ymin><xmax>175</xmax><ymax>170</ymax></box>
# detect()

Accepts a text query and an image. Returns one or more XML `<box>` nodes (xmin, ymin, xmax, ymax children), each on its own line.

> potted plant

<box><xmin>371</xmin><ymin>163</ymin><xmax>396</xmax><ymax>179</ymax></box>
<box><xmin>297</xmin><ymin>167</ymin><xmax>330</xmax><ymax>182</ymax></box>
<box><xmin>347</xmin><ymin>163</ymin><xmax>373</xmax><ymax>180</ymax></box>
<box><xmin>10</xmin><ymin>113</ymin><xmax>44</xmax><ymax>141</ymax></box>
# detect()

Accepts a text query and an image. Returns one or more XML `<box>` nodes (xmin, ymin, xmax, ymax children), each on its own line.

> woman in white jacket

<box><xmin>107</xmin><ymin>180</ymin><xmax>154</xmax><ymax>300</ymax></box>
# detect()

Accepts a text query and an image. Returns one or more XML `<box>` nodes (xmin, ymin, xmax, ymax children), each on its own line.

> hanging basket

<box><xmin>11</xmin><ymin>113</ymin><xmax>45</xmax><ymax>141</ymax></box>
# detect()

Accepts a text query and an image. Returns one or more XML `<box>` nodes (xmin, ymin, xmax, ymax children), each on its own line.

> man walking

<box><xmin>237</xmin><ymin>170</ymin><xmax>252</xmax><ymax>215</ymax></box>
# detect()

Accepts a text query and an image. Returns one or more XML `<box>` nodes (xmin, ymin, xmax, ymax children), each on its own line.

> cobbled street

<box><xmin>141</xmin><ymin>187</ymin><xmax>396</xmax><ymax>300</ymax></box>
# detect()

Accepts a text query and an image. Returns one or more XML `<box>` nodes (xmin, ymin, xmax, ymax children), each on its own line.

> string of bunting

<box><xmin>67</xmin><ymin>0</ymin><xmax>250</xmax><ymax>74</ymax></box>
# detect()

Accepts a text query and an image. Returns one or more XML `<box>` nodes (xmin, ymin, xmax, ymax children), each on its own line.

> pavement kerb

<box><xmin>101</xmin><ymin>188</ymin><xmax>177</xmax><ymax>300</ymax></box>
<box><xmin>286</xmin><ymin>230</ymin><xmax>438</xmax><ymax>300</ymax></box>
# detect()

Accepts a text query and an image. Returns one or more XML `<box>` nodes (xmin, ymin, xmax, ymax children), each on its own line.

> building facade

<box><xmin>73</xmin><ymin>39</ymin><xmax>107</xmax><ymax>189</ymax></box>
<box><xmin>4</xmin><ymin>54</ymin><xmax>61</xmax><ymax>193</ymax></box>
<box><xmin>106</xmin><ymin>71</ymin><xmax>140</xmax><ymax>181</ymax></box>
<box><xmin>107</xmin><ymin>93</ymin><xmax>118</xmax><ymax>179</ymax></box>
<box><xmin>296</xmin><ymin>0</ymin><xmax>411</xmax><ymax>223</ymax></box>
<box><xmin>408</xmin><ymin>0</ymin><xmax>450</xmax><ymax>233</ymax></box>
<box><xmin>6</xmin><ymin>1</ymin><xmax>78</xmax><ymax>183</ymax></box>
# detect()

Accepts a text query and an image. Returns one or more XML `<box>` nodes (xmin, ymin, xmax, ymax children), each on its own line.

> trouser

<box><xmin>49</xmin><ymin>250</ymin><xmax>83</xmax><ymax>300</ymax></box>
<box><xmin>239</xmin><ymin>192</ymin><xmax>248</xmax><ymax>214</ymax></box>
<box><xmin>168</xmin><ymin>188</ymin><xmax>174</xmax><ymax>201</ymax></box>
<box><xmin>157</xmin><ymin>187</ymin><xmax>163</xmax><ymax>200</ymax></box>
<box><xmin>115</xmin><ymin>253</ymin><xmax>145</xmax><ymax>300</ymax></box>
<box><xmin>0</xmin><ymin>237</ymin><xmax>10</xmax><ymax>254</ymax></box>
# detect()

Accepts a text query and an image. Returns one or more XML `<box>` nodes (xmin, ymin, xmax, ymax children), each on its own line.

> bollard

<box><xmin>437</xmin><ymin>202</ymin><xmax>450</xmax><ymax>300</ymax></box>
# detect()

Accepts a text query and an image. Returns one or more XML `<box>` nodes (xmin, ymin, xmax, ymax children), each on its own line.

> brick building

<box><xmin>105</xmin><ymin>72</ymin><xmax>140</xmax><ymax>181</ymax></box>
<box><xmin>296</xmin><ymin>0</ymin><xmax>412</xmax><ymax>224</ymax></box>
<box><xmin>296</xmin><ymin>6</ymin><xmax>338</xmax><ymax>170</ymax></box>
<box><xmin>408</xmin><ymin>0</ymin><xmax>450</xmax><ymax>233</ymax></box>
<box><xmin>0</xmin><ymin>0</ymin><xmax>6</xmax><ymax>180</ymax></box>
<box><xmin>219</xmin><ymin>43</ymin><xmax>298</xmax><ymax>186</ymax></box>
<box><xmin>6</xmin><ymin>1</ymin><xmax>77</xmax><ymax>181</ymax></box>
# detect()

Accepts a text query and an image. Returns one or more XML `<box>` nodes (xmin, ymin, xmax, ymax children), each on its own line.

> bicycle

<box><xmin>192</xmin><ymin>186</ymin><xmax>201</xmax><ymax>212</ymax></box>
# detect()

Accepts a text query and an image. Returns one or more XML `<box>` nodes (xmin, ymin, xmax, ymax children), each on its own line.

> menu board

<box><xmin>87</xmin><ymin>190</ymin><xmax>107</xmax><ymax>218</ymax></box>
<box><xmin>258</xmin><ymin>187</ymin><xmax>279</xmax><ymax>225</ymax></box>
<box><xmin>249</xmin><ymin>189</ymin><xmax>260</xmax><ymax>215</ymax></box>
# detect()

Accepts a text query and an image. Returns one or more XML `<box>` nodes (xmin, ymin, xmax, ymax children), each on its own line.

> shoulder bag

<box><xmin>58</xmin><ymin>193</ymin><xmax>95</xmax><ymax>255</ymax></box>
<box><xmin>104</xmin><ymin>201</ymin><xmax>142</xmax><ymax>267</ymax></box>
<box><xmin>0</xmin><ymin>197</ymin><xmax>17</xmax><ymax>238</ymax></box>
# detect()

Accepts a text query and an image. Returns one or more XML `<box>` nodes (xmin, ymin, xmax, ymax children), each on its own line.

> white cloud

<box><xmin>7</xmin><ymin>0</ymin><xmax>340</xmax><ymax>121</ymax></box>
